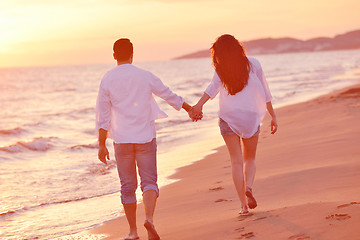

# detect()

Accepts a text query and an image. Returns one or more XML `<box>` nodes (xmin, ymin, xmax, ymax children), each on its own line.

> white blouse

<box><xmin>205</xmin><ymin>57</ymin><xmax>272</xmax><ymax>138</ymax></box>
<box><xmin>96</xmin><ymin>64</ymin><xmax>184</xmax><ymax>143</ymax></box>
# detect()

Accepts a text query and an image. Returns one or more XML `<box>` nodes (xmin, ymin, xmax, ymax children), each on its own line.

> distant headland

<box><xmin>173</xmin><ymin>29</ymin><xmax>360</xmax><ymax>59</ymax></box>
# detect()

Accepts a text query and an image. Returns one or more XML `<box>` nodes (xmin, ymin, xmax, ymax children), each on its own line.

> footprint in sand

<box><xmin>238</xmin><ymin>213</ymin><xmax>254</xmax><ymax>221</ymax></box>
<box><xmin>215</xmin><ymin>198</ymin><xmax>232</xmax><ymax>203</ymax></box>
<box><xmin>325</xmin><ymin>213</ymin><xmax>351</xmax><ymax>220</ymax></box>
<box><xmin>237</xmin><ymin>232</ymin><xmax>255</xmax><ymax>239</ymax></box>
<box><xmin>336</xmin><ymin>201</ymin><xmax>360</xmax><ymax>209</ymax></box>
<box><xmin>209</xmin><ymin>186</ymin><xmax>224</xmax><ymax>191</ymax></box>
<box><xmin>235</xmin><ymin>227</ymin><xmax>245</xmax><ymax>232</ymax></box>
<box><xmin>288</xmin><ymin>233</ymin><xmax>310</xmax><ymax>239</ymax></box>
<box><xmin>339</xmin><ymin>88</ymin><xmax>360</xmax><ymax>98</ymax></box>
<box><xmin>253</xmin><ymin>216</ymin><xmax>267</xmax><ymax>221</ymax></box>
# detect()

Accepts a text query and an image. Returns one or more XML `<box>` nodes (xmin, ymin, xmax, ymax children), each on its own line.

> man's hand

<box><xmin>182</xmin><ymin>102</ymin><xmax>203</xmax><ymax>121</ymax></box>
<box><xmin>98</xmin><ymin>128</ymin><xmax>109</xmax><ymax>164</ymax></box>
<box><xmin>188</xmin><ymin>109</ymin><xmax>202</xmax><ymax>121</ymax></box>
<box><xmin>190</xmin><ymin>104</ymin><xmax>203</xmax><ymax>122</ymax></box>
<box><xmin>98</xmin><ymin>145</ymin><xmax>110</xmax><ymax>164</ymax></box>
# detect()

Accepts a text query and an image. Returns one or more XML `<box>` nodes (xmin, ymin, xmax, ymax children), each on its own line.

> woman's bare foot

<box><xmin>246</xmin><ymin>187</ymin><xmax>257</xmax><ymax>209</ymax></box>
<box><xmin>144</xmin><ymin>219</ymin><xmax>160</xmax><ymax>240</ymax></box>
<box><xmin>239</xmin><ymin>205</ymin><xmax>250</xmax><ymax>216</ymax></box>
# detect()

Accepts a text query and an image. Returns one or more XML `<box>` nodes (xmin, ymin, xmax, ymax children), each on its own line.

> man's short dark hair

<box><xmin>113</xmin><ymin>38</ymin><xmax>133</xmax><ymax>61</ymax></box>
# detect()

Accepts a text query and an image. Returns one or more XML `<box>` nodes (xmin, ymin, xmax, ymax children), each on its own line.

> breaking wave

<box><xmin>0</xmin><ymin>127</ymin><xmax>24</xmax><ymax>136</ymax></box>
<box><xmin>0</xmin><ymin>137</ymin><xmax>56</xmax><ymax>153</ymax></box>
<box><xmin>70</xmin><ymin>142</ymin><xmax>98</xmax><ymax>150</ymax></box>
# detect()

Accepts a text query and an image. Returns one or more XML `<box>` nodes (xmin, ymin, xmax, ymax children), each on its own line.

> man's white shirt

<box><xmin>96</xmin><ymin>64</ymin><xmax>184</xmax><ymax>143</ymax></box>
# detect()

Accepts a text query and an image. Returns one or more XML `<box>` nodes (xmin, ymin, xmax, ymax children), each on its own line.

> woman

<box><xmin>192</xmin><ymin>34</ymin><xmax>278</xmax><ymax>215</ymax></box>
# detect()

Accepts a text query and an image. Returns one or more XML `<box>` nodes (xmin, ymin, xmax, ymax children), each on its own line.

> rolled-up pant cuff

<box><xmin>142</xmin><ymin>185</ymin><xmax>159</xmax><ymax>198</ymax></box>
<box><xmin>121</xmin><ymin>192</ymin><xmax>137</xmax><ymax>205</ymax></box>
<box><xmin>114</xmin><ymin>138</ymin><xmax>158</xmax><ymax>205</ymax></box>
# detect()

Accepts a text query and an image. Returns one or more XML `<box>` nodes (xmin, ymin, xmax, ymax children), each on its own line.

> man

<box><xmin>96</xmin><ymin>38</ymin><xmax>197</xmax><ymax>240</ymax></box>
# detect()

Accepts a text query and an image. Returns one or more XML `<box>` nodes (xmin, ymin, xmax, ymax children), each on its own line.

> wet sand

<box><xmin>90</xmin><ymin>84</ymin><xmax>360</xmax><ymax>240</ymax></box>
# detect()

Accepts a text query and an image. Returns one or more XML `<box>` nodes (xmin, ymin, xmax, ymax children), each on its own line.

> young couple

<box><xmin>96</xmin><ymin>35</ymin><xmax>278</xmax><ymax>240</ymax></box>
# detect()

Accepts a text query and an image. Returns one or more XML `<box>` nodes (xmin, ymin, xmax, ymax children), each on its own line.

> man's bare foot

<box><xmin>124</xmin><ymin>229</ymin><xmax>139</xmax><ymax>240</ymax></box>
<box><xmin>124</xmin><ymin>236</ymin><xmax>139</xmax><ymax>240</ymax></box>
<box><xmin>124</xmin><ymin>233</ymin><xmax>139</xmax><ymax>240</ymax></box>
<box><xmin>144</xmin><ymin>219</ymin><xmax>160</xmax><ymax>240</ymax></box>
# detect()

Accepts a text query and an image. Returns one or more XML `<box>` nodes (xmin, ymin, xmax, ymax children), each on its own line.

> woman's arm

<box><xmin>266</xmin><ymin>101</ymin><xmax>278</xmax><ymax>134</ymax></box>
<box><xmin>190</xmin><ymin>72</ymin><xmax>220</xmax><ymax>121</ymax></box>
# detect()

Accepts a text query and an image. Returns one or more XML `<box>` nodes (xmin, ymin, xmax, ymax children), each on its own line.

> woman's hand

<box><xmin>190</xmin><ymin>104</ymin><xmax>203</xmax><ymax>122</ymax></box>
<box><xmin>182</xmin><ymin>102</ymin><xmax>202</xmax><ymax>121</ymax></box>
<box><xmin>266</xmin><ymin>102</ymin><xmax>277</xmax><ymax>134</ymax></box>
<box><xmin>270</xmin><ymin>117</ymin><xmax>278</xmax><ymax>134</ymax></box>
<box><xmin>189</xmin><ymin>93</ymin><xmax>210</xmax><ymax>122</ymax></box>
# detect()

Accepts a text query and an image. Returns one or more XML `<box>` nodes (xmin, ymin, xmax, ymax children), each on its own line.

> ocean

<box><xmin>1</xmin><ymin>49</ymin><xmax>360</xmax><ymax>239</ymax></box>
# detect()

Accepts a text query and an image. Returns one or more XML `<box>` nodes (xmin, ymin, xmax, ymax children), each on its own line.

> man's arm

<box><xmin>98</xmin><ymin>128</ymin><xmax>110</xmax><ymax>164</ymax></box>
<box><xmin>149</xmin><ymin>75</ymin><xmax>203</xmax><ymax>120</ymax></box>
<box><xmin>182</xmin><ymin>101</ymin><xmax>192</xmax><ymax>112</ymax></box>
<box><xmin>150</xmin><ymin>75</ymin><xmax>186</xmax><ymax>111</ymax></box>
<box><xmin>96</xmin><ymin>79</ymin><xmax>112</xmax><ymax>164</ymax></box>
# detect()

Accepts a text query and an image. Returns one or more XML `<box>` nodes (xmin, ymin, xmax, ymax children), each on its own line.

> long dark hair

<box><xmin>211</xmin><ymin>34</ymin><xmax>250</xmax><ymax>95</ymax></box>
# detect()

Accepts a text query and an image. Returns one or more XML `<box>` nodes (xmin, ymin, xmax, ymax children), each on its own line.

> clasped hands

<box><xmin>188</xmin><ymin>103</ymin><xmax>203</xmax><ymax>122</ymax></box>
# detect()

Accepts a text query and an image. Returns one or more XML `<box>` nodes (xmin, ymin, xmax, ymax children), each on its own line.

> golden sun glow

<box><xmin>0</xmin><ymin>0</ymin><xmax>359</xmax><ymax>67</ymax></box>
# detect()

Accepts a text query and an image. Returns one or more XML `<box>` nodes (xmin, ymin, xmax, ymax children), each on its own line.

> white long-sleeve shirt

<box><xmin>96</xmin><ymin>64</ymin><xmax>184</xmax><ymax>143</ymax></box>
<box><xmin>205</xmin><ymin>57</ymin><xmax>272</xmax><ymax>138</ymax></box>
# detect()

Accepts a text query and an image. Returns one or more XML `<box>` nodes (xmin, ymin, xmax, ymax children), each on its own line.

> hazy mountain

<box><xmin>173</xmin><ymin>29</ymin><xmax>360</xmax><ymax>59</ymax></box>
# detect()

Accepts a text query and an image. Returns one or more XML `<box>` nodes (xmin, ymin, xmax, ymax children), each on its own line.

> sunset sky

<box><xmin>0</xmin><ymin>0</ymin><xmax>359</xmax><ymax>67</ymax></box>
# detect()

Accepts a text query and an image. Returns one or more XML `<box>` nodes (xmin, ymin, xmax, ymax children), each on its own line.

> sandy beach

<box><xmin>90</xmin><ymin>84</ymin><xmax>360</xmax><ymax>240</ymax></box>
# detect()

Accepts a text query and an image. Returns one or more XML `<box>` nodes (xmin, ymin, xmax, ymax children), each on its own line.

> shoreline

<box><xmin>89</xmin><ymin>83</ymin><xmax>360</xmax><ymax>240</ymax></box>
